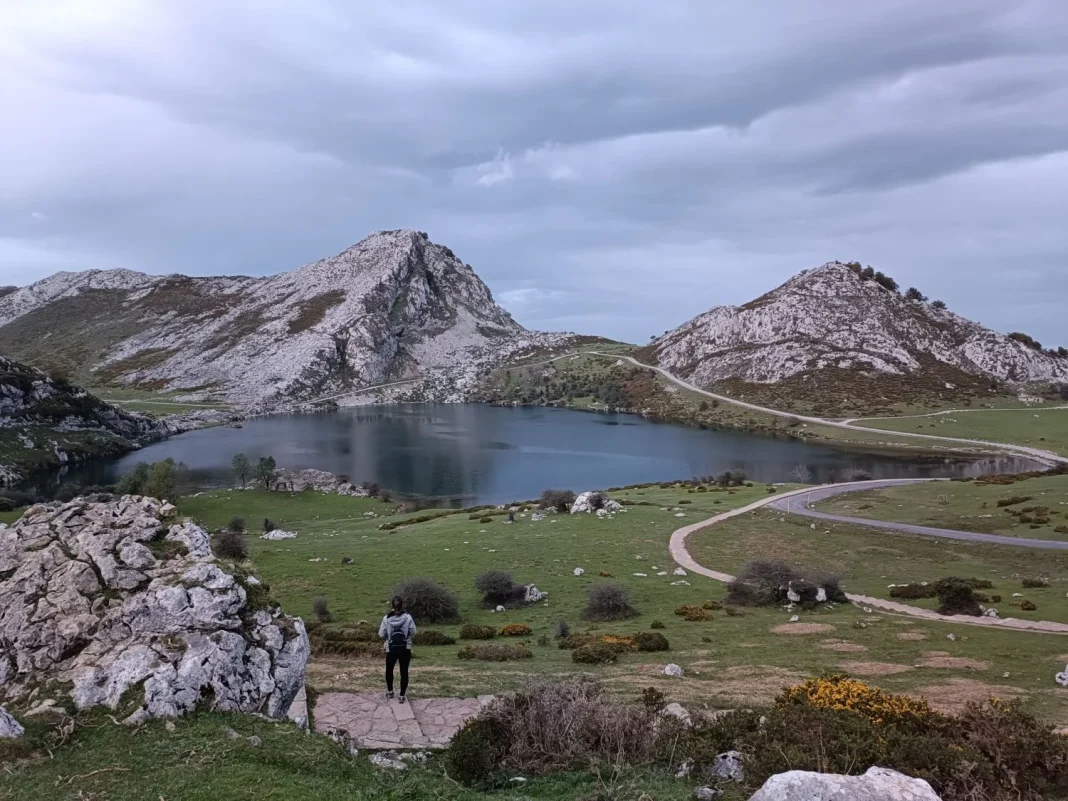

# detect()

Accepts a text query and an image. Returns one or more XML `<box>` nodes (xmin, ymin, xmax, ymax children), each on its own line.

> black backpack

<box><xmin>387</xmin><ymin>616</ymin><xmax>408</xmax><ymax>649</ymax></box>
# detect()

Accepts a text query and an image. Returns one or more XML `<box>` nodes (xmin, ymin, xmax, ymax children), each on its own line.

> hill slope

<box><xmin>643</xmin><ymin>262</ymin><xmax>1068</xmax><ymax>416</ymax></box>
<box><xmin>0</xmin><ymin>230</ymin><xmax>571</xmax><ymax>410</ymax></box>
<box><xmin>0</xmin><ymin>355</ymin><xmax>165</xmax><ymax>485</ymax></box>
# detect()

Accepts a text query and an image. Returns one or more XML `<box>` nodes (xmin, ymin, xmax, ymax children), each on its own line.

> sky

<box><xmin>1</xmin><ymin>1</ymin><xmax>1066</xmax><ymax>346</ymax></box>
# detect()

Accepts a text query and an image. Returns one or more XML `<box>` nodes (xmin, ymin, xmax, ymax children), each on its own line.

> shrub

<box><xmin>312</xmin><ymin>597</ymin><xmax>332</xmax><ymax>624</ymax></box>
<box><xmin>991</xmin><ymin>594</ymin><xmax>1002</xmax><ymax>603</ymax></box>
<box><xmin>458</xmin><ymin>644</ymin><xmax>532</xmax><ymax>662</ymax></box>
<box><xmin>475</xmin><ymin>570</ymin><xmax>526</xmax><ymax>607</ymax></box>
<box><xmin>935</xmin><ymin>579</ymin><xmax>981</xmax><ymax>616</ymax></box>
<box><xmin>413</xmin><ymin>630</ymin><xmax>456</xmax><ymax>646</ymax></box>
<box><xmin>391</xmin><ymin>577</ymin><xmax>461</xmax><ymax>624</ymax></box>
<box><xmin>571</xmin><ymin>643</ymin><xmax>619</xmax><ymax>664</ymax></box>
<box><xmin>890</xmin><ymin>583</ymin><xmax>937</xmax><ymax>600</ymax></box>
<box><xmin>227</xmin><ymin>515</ymin><xmax>245</xmax><ymax>532</ymax></box>
<box><xmin>361</xmin><ymin>481</ymin><xmax>381</xmax><ymax>498</ymax></box>
<box><xmin>478</xmin><ymin>516</ymin><xmax>493</xmax><ymax>524</ymax></box>
<box><xmin>540</xmin><ymin>489</ymin><xmax>576</xmax><ymax>512</ymax></box>
<box><xmin>780</xmin><ymin>674</ymin><xmax>931</xmax><ymax>725</ymax></box>
<box><xmin>215</xmin><ymin>530</ymin><xmax>247</xmax><ymax>561</ymax></box>
<box><xmin>998</xmin><ymin>495</ymin><xmax>1033</xmax><ymax>507</ymax></box>
<box><xmin>445</xmin><ymin>679</ymin><xmax>658</xmax><ymax>782</ymax></box>
<box><xmin>581</xmin><ymin>583</ymin><xmax>639</xmax><ymax>622</ymax></box>
<box><xmin>632</xmin><ymin>631</ymin><xmax>669</xmax><ymax>652</ymax></box>
<box><xmin>499</xmin><ymin>623</ymin><xmax>532</xmax><ymax>637</ymax></box>
<box><xmin>552</xmin><ymin>618</ymin><xmax>570</xmax><ymax>639</ymax></box>
<box><xmin>702</xmin><ymin>600</ymin><xmax>722</xmax><ymax>610</ymax></box>
<box><xmin>460</xmin><ymin>624</ymin><xmax>496</xmax><ymax>640</ymax></box>
<box><xmin>650</xmin><ymin>620</ymin><xmax>665</xmax><ymax>630</ymax></box>
<box><xmin>726</xmin><ymin>559</ymin><xmax>801</xmax><ymax>606</ymax></box>
<box><xmin>1021</xmin><ymin>600</ymin><xmax>1038</xmax><ymax>611</ymax></box>
<box><xmin>1022</xmin><ymin>577</ymin><xmax>1049</xmax><ymax>588</ymax></box>
<box><xmin>536</xmin><ymin>635</ymin><xmax>549</xmax><ymax>647</ymax></box>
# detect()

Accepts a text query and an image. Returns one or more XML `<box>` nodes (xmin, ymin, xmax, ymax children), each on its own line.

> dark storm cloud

<box><xmin>0</xmin><ymin>0</ymin><xmax>1066</xmax><ymax>345</ymax></box>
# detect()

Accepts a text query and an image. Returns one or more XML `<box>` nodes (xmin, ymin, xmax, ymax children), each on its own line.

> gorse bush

<box><xmin>581</xmin><ymin>583</ymin><xmax>639</xmax><ymax>622</ymax></box>
<box><xmin>457</xmin><ymin>644</ymin><xmax>532</xmax><ymax>662</ymax></box>
<box><xmin>571</xmin><ymin>643</ymin><xmax>619</xmax><ymax>664</ymax></box>
<box><xmin>1022</xmin><ymin>577</ymin><xmax>1049</xmax><ymax>588</ymax></box>
<box><xmin>215</xmin><ymin>530</ymin><xmax>247</xmax><ymax>561</ymax></box>
<box><xmin>499</xmin><ymin>623</ymin><xmax>532</xmax><ymax>637</ymax></box>
<box><xmin>413</xmin><ymin>630</ymin><xmax>456</xmax><ymax>646</ymax></box>
<box><xmin>459</xmin><ymin>624</ymin><xmax>496</xmax><ymax>640</ymax></box>
<box><xmin>391</xmin><ymin>577</ymin><xmax>460</xmax><ymax>624</ymax></box>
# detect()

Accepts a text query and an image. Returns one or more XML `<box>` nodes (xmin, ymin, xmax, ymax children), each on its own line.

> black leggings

<box><xmin>386</xmin><ymin>647</ymin><xmax>411</xmax><ymax>695</ymax></box>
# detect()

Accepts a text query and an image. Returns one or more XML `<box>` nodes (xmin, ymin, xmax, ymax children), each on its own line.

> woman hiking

<box><xmin>378</xmin><ymin>596</ymin><xmax>416</xmax><ymax>702</ymax></box>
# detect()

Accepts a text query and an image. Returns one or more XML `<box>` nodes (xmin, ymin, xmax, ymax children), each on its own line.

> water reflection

<box><xmin>55</xmin><ymin>404</ymin><xmax>1039</xmax><ymax>506</ymax></box>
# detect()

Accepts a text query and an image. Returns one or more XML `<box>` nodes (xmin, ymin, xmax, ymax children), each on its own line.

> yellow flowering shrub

<box><xmin>498</xmin><ymin>623</ymin><xmax>532</xmax><ymax>637</ymax></box>
<box><xmin>779</xmin><ymin>674</ymin><xmax>931</xmax><ymax>725</ymax></box>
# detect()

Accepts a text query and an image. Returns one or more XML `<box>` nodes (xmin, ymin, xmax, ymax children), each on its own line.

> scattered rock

<box><xmin>789</xmin><ymin>615</ymin><xmax>800</xmax><ymax>623</ymax></box>
<box><xmin>268</xmin><ymin>468</ymin><xmax>369</xmax><ymax>497</ymax></box>
<box><xmin>341</xmin><ymin>557</ymin><xmax>353</xmax><ymax>564</ymax></box>
<box><xmin>495</xmin><ymin>605</ymin><xmax>506</xmax><ymax>613</ymax></box>
<box><xmin>222</xmin><ymin>726</ymin><xmax>242</xmax><ymax>740</ymax></box>
<box><xmin>261</xmin><ymin>529</ymin><xmax>298</xmax><ymax>540</ymax></box>
<box><xmin>711</xmin><ymin>750</ymin><xmax>744</xmax><ymax>783</ymax></box>
<box><xmin>661</xmin><ymin>702</ymin><xmax>691</xmax><ymax>725</ymax></box>
<box><xmin>633</xmin><ymin>572</ymin><xmax>648</xmax><ymax>577</ymax></box>
<box><xmin>983</xmin><ymin>608</ymin><xmax>999</xmax><ymax>618</ymax></box>
<box><xmin>671</xmin><ymin>580</ymin><xmax>691</xmax><ymax>586</ymax></box>
<box><xmin>522</xmin><ymin>584</ymin><xmax>547</xmax><ymax>603</ymax></box>
<box><xmin>369</xmin><ymin>751</ymin><xmax>408</xmax><ymax>771</ymax></box>
<box><xmin>694</xmin><ymin>787</ymin><xmax>722</xmax><ymax>801</ymax></box>
<box><xmin>1056</xmin><ymin>665</ymin><xmax>1068</xmax><ymax>687</ymax></box>
<box><xmin>0</xmin><ymin>705</ymin><xmax>23</xmax><ymax>738</ymax></box>
<box><xmin>573</xmin><ymin>568</ymin><xmax>585</xmax><ymax>576</ymax></box>
<box><xmin>947</xmin><ymin>633</ymin><xmax>957</xmax><ymax>641</ymax></box>
<box><xmin>674</xmin><ymin>567</ymin><xmax>687</xmax><ymax>576</ymax></box>
<box><xmin>246</xmin><ymin>735</ymin><xmax>262</xmax><ymax>748</ymax></box>
<box><xmin>570</xmin><ymin>491</ymin><xmax>624</xmax><ymax>515</ymax></box>
<box><xmin>747</xmin><ymin>766</ymin><xmax>940</xmax><ymax>801</ymax></box>
<box><xmin>664</xmin><ymin>663</ymin><xmax>685</xmax><ymax>677</ymax></box>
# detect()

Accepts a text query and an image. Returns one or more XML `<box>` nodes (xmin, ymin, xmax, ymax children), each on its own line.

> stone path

<box><xmin>313</xmin><ymin>691</ymin><xmax>495</xmax><ymax>749</ymax></box>
<box><xmin>669</xmin><ymin>480</ymin><xmax>1068</xmax><ymax>634</ymax></box>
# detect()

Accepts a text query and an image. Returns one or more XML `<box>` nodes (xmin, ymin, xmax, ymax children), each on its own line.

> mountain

<box><xmin>0</xmin><ymin>355</ymin><xmax>166</xmax><ymax>485</ymax></box>
<box><xmin>643</xmin><ymin>261</ymin><xmax>1068</xmax><ymax>416</ymax></box>
<box><xmin>0</xmin><ymin>230</ymin><xmax>572</xmax><ymax>409</ymax></box>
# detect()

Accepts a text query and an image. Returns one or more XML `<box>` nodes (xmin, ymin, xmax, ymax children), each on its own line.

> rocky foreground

<box><xmin>0</xmin><ymin>494</ymin><xmax>309</xmax><ymax>726</ymax></box>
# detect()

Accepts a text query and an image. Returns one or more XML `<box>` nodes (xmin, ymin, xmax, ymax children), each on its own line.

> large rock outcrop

<box><xmin>0</xmin><ymin>495</ymin><xmax>309</xmax><ymax>725</ymax></box>
<box><xmin>747</xmin><ymin>766</ymin><xmax>942</xmax><ymax>800</ymax></box>
<box><xmin>0</xmin><ymin>230</ymin><xmax>574</xmax><ymax>409</ymax></box>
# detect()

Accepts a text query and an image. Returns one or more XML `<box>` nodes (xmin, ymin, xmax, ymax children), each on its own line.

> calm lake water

<box><xmin>61</xmin><ymin>404</ymin><xmax>1035</xmax><ymax>505</ymax></box>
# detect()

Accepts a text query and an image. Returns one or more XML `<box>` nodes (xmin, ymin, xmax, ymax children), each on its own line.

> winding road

<box><xmin>587</xmin><ymin>352</ymin><xmax>1068</xmax><ymax>466</ymax></box>
<box><xmin>668</xmin><ymin>479</ymin><xmax>1068</xmax><ymax>633</ymax></box>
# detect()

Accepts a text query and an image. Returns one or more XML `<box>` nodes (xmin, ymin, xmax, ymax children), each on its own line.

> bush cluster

<box><xmin>726</xmin><ymin>560</ymin><xmax>844</xmax><ymax>608</ymax></box>
<box><xmin>581</xmin><ymin>583</ymin><xmax>639</xmax><ymax>622</ymax></box>
<box><xmin>474</xmin><ymin>570</ymin><xmax>529</xmax><ymax>607</ymax></box>
<box><xmin>413</xmin><ymin>630</ymin><xmax>456</xmax><ymax>646</ymax></box>
<box><xmin>572</xmin><ymin>643</ymin><xmax>619</xmax><ymax>664</ymax></box>
<box><xmin>1021</xmin><ymin>577</ymin><xmax>1049</xmax><ymax>588</ymax></box>
<box><xmin>391</xmin><ymin>577</ymin><xmax>460</xmax><ymax>623</ymax></box>
<box><xmin>499</xmin><ymin>623</ymin><xmax>532</xmax><ymax>637</ymax></box>
<box><xmin>459</xmin><ymin>624</ymin><xmax>496</xmax><ymax>640</ymax></box>
<box><xmin>457</xmin><ymin>644</ymin><xmax>532</xmax><ymax>662</ymax></box>
<box><xmin>215</xmin><ymin>530</ymin><xmax>247</xmax><ymax>561</ymax></box>
<box><xmin>539</xmin><ymin>489</ymin><xmax>576</xmax><ymax>512</ymax></box>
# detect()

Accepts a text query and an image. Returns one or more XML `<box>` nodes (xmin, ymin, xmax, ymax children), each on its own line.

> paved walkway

<box><xmin>587</xmin><ymin>352</ymin><xmax>1068</xmax><ymax>466</ymax></box>
<box><xmin>668</xmin><ymin>480</ymin><xmax>1068</xmax><ymax>634</ymax></box>
<box><xmin>771</xmin><ymin>480</ymin><xmax>1068</xmax><ymax>550</ymax></box>
<box><xmin>313</xmin><ymin>691</ymin><xmax>495</xmax><ymax>750</ymax></box>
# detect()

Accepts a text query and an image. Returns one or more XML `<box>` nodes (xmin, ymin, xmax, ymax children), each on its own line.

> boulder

<box><xmin>0</xmin><ymin>704</ymin><xmax>23</xmax><ymax>738</ymax></box>
<box><xmin>661</xmin><ymin>702</ymin><xmax>691</xmax><ymax>725</ymax></box>
<box><xmin>523</xmin><ymin>584</ymin><xmax>547</xmax><ymax>603</ymax></box>
<box><xmin>674</xmin><ymin>567</ymin><xmax>688</xmax><ymax>576</ymax></box>
<box><xmin>573</xmin><ymin>568</ymin><xmax>585</xmax><ymax>576</ymax></box>
<box><xmin>268</xmin><ymin>468</ymin><xmax>369</xmax><ymax>497</ymax></box>
<box><xmin>570</xmin><ymin>491</ymin><xmax>624</xmax><ymax>515</ymax></box>
<box><xmin>664</xmin><ymin>663</ymin><xmax>685</xmax><ymax>677</ymax></box>
<box><xmin>747</xmin><ymin>766</ymin><xmax>941</xmax><ymax>801</ymax></box>
<box><xmin>0</xmin><ymin>496</ymin><xmax>309</xmax><ymax>726</ymax></box>
<box><xmin>694</xmin><ymin>787</ymin><xmax>723</xmax><ymax>801</ymax></box>
<box><xmin>711</xmin><ymin>750</ymin><xmax>744</xmax><ymax>782</ymax></box>
<box><xmin>260</xmin><ymin>530</ymin><xmax>298</xmax><ymax>540</ymax></box>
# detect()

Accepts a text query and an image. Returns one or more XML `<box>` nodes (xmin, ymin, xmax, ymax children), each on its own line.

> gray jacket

<box><xmin>379</xmin><ymin>612</ymin><xmax>416</xmax><ymax>651</ymax></box>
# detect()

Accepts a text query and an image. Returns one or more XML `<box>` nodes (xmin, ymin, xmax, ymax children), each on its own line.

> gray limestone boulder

<box><xmin>0</xmin><ymin>495</ymin><xmax>309</xmax><ymax>726</ymax></box>
<box><xmin>0</xmin><ymin>704</ymin><xmax>23</xmax><ymax>738</ymax></box>
<box><xmin>747</xmin><ymin>766</ymin><xmax>941</xmax><ymax>801</ymax></box>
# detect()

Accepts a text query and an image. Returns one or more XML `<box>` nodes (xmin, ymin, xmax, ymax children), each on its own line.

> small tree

<box><xmin>931</xmin><ymin>299</ymin><xmax>947</xmax><ymax>310</ymax></box>
<box><xmin>581</xmin><ymin>583</ymin><xmax>639</xmax><ymax>622</ymax></box>
<box><xmin>391</xmin><ymin>577</ymin><xmax>461</xmax><ymax>623</ymax></box>
<box><xmin>228</xmin><ymin>516</ymin><xmax>246</xmax><ymax>533</ymax></box>
<box><xmin>256</xmin><ymin>456</ymin><xmax>277</xmax><ymax>490</ymax></box>
<box><xmin>231</xmin><ymin>453</ymin><xmax>250</xmax><ymax>488</ymax></box>
<box><xmin>790</xmin><ymin>463</ymin><xmax>813</xmax><ymax>483</ymax></box>
<box><xmin>313</xmin><ymin>597</ymin><xmax>332</xmax><ymax>624</ymax></box>
<box><xmin>216</xmin><ymin>530</ymin><xmax>248</xmax><ymax>561</ymax></box>
<box><xmin>904</xmin><ymin>287</ymin><xmax>926</xmax><ymax>302</ymax></box>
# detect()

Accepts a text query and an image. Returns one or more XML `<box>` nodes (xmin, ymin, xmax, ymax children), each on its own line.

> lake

<box><xmin>61</xmin><ymin>404</ymin><xmax>1035</xmax><ymax>505</ymax></box>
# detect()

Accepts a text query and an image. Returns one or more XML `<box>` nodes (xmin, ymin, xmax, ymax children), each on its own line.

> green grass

<box><xmin>0</xmin><ymin>426</ymin><xmax>134</xmax><ymax>476</ymax></box>
<box><xmin>815</xmin><ymin>474</ymin><xmax>1068</xmax><ymax>540</ymax></box>
<box><xmin>0</xmin><ymin>710</ymin><xmax>716</xmax><ymax>801</ymax></box>
<box><xmin>88</xmin><ymin>385</ymin><xmax>229</xmax><ymax>415</ymax></box>
<box><xmin>687</xmin><ymin>508</ymin><xmax>1068</xmax><ymax>720</ymax></box>
<box><xmin>858</xmin><ymin>408</ymin><xmax>1068</xmax><ymax>457</ymax></box>
<box><xmin>171</xmin><ymin>483</ymin><xmax>1068</xmax><ymax>726</ymax></box>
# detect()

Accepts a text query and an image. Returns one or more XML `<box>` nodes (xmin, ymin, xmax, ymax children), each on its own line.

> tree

<box><xmin>904</xmin><ymin>287</ymin><xmax>927</xmax><ymax>302</ymax></box>
<box><xmin>873</xmin><ymin>271</ymin><xmax>899</xmax><ymax>292</ymax></box>
<box><xmin>1009</xmin><ymin>332</ymin><xmax>1041</xmax><ymax>351</ymax></box>
<box><xmin>790</xmin><ymin>463</ymin><xmax>813</xmax><ymax>483</ymax></box>
<box><xmin>1058</xmin><ymin>347</ymin><xmax>1068</xmax><ymax>359</ymax></box>
<box><xmin>330</xmin><ymin>331</ymin><xmax>351</xmax><ymax>376</ymax></box>
<box><xmin>231</xmin><ymin>453</ymin><xmax>250</xmax><ymax>488</ymax></box>
<box><xmin>256</xmin><ymin>456</ymin><xmax>278</xmax><ymax>490</ymax></box>
<box><xmin>116</xmin><ymin>458</ymin><xmax>188</xmax><ymax>500</ymax></box>
<box><xmin>931</xmin><ymin>299</ymin><xmax>947</xmax><ymax>310</ymax></box>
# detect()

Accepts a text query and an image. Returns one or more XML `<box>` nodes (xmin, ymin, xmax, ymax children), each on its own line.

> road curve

<box><xmin>668</xmin><ymin>479</ymin><xmax>1068</xmax><ymax>633</ymax></box>
<box><xmin>770</xmin><ymin>479</ymin><xmax>1068</xmax><ymax>551</ymax></box>
<box><xmin>588</xmin><ymin>352</ymin><xmax>1068</xmax><ymax>466</ymax></box>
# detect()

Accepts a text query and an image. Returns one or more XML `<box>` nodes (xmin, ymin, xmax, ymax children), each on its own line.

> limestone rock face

<box><xmin>0</xmin><ymin>704</ymin><xmax>23</xmax><ymax>738</ymax></box>
<box><xmin>651</xmin><ymin>262</ymin><xmax>1068</xmax><ymax>390</ymax></box>
<box><xmin>0</xmin><ymin>495</ymin><xmax>309</xmax><ymax>725</ymax></box>
<box><xmin>747</xmin><ymin>766</ymin><xmax>942</xmax><ymax>801</ymax></box>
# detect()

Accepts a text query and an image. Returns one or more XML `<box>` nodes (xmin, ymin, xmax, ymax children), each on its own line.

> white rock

<box><xmin>495</xmin><ymin>605</ymin><xmax>506</xmax><ymax>613</ymax></box>
<box><xmin>633</xmin><ymin>572</ymin><xmax>648</xmax><ymax>577</ymax></box>
<box><xmin>261</xmin><ymin>530</ymin><xmax>298</xmax><ymax>540</ymax></box>
<box><xmin>675</xmin><ymin>512</ymin><xmax>686</xmax><ymax>518</ymax></box>
<box><xmin>573</xmin><ymin>568</ymin><xmax>585</xmax><ymax>576</ymax></box>
<box><xmin>947</xmin><ymin>633</ymin><xmax>957</xmax><ymax>641</ymax></box>
<box><xmin>747</xmin><ymin>766</ymin><xmax>941</xmax><ymax>801</ymax></box>
<box><xmin>789</xmin><ymin>615</ymin><xmax>800</xmax><ymax>623</ymax></box>
<box><xmin>815</xmin><ymin>587</ymin><xmax>827</xmax><ymax>602</ymax></box>
<box><xmin>664</xmin><ymin>663</ymin><xmax>685</xmax><ymax>677</ymax></box>
<box><xmin>369</xmin><ymin>751</ymin><xmax>408</xmax><ymax>771</ymax></box>
<box><xmin>711</xmin><ymin>750</ymin><xmax>744</xmax><ymax>782</ymax></box>
<box><xmin>0</xmin><ymin>705</ymin><xmax>23</xmax><ymax>738</ymax></box>
<box><xmin>983</xmin><ymin>608</ymin><xmax>999</xmax><ymax>618</ymax></box>
<box><xmin>656</xmin><ymin>571</ymin><xmax>668</xmax><ymax>576</ymax></box>
<box><xmin>522</xmin><ymin>584</ymin><xmax>547</xmax><ymax>603</ymax></box>
<box><xmin>661</xmin><ymin>702</ymin><xmax>691</xmax><ymax>725</ymax></box>
<box><xmin>693</xmin><ymin>787</ymin><xmax>722</xmax><ymax>801</ymax></box>
<box><xmin>671</xmin><ymin>580</ymin><xmax>691</xmax><ymax>586</ymax></box>
<box><xmin>570</xmin><ymin>491</ymin><xmax>623</xmax><ymax>515</ymax></box>
<box><xmin>673</xmin><ymin>567</ymin><xmax>687</xmax><ymax>576</ymax></box>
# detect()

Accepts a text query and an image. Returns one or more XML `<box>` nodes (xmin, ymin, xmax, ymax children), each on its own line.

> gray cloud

<box><xmin>0</xmin><ymin>0</ymin><xmax>1066</xmax><ymax>346</ymax></box>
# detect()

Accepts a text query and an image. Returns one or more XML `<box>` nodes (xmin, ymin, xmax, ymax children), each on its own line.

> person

<box><xmin>378</xmin><ymin>595</ymin><xmax>416</xmax><ymax>702</ymax></box>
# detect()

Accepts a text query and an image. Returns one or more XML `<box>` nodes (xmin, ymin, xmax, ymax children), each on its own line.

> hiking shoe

<box><xmin>398</xmin><ymin>695</ymin><xmax>407</xmax><ymax>704</ymax></box>
<box><xmin>386</xmin><ymin>691</ymin><xmax>394</xmax><ymax>700</ymax></box>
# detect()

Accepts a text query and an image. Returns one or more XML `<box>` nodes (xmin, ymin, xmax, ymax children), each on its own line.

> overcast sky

<box><xmin>2</xmin><ymin>1</ymin><xmax>1066</xmax><ymax>345</ymax></box>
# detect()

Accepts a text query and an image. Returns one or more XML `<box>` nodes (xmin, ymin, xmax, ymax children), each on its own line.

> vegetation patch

<box><xmin>457</xmin><ymin>644</ymin><xmax>533</xmax><ymax>662</ymax></box>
